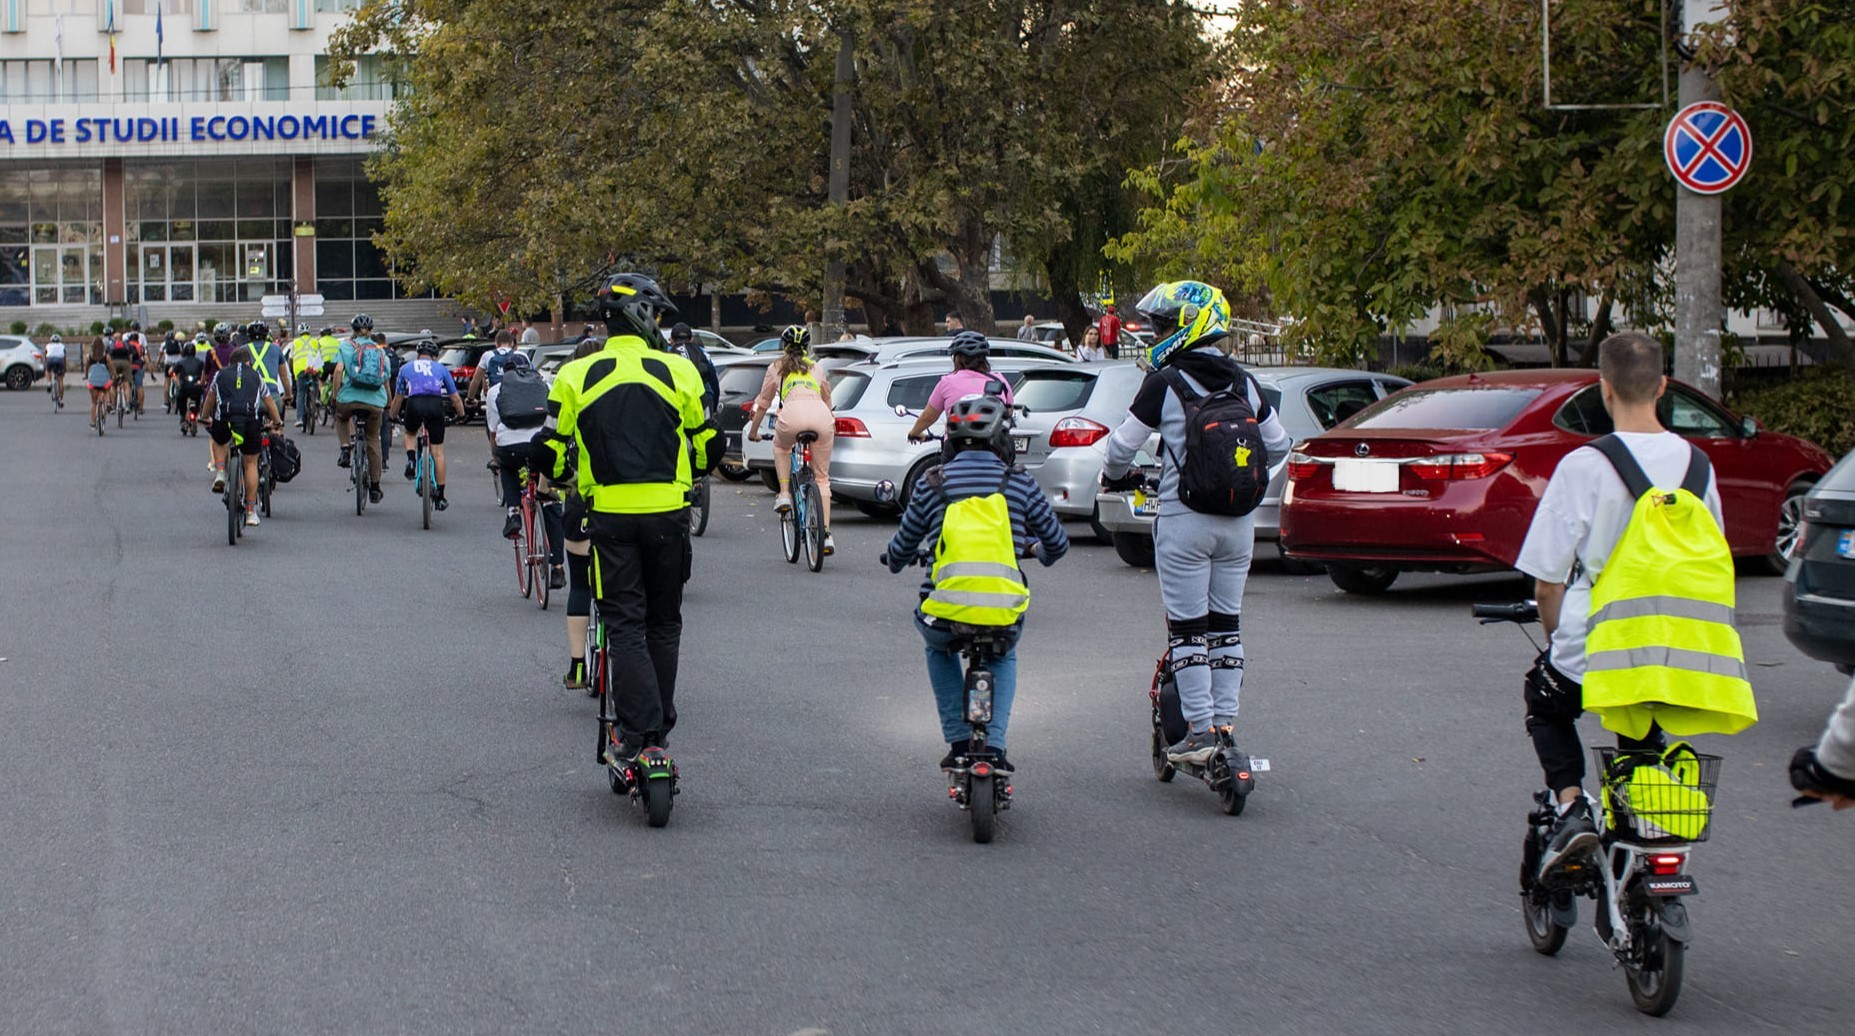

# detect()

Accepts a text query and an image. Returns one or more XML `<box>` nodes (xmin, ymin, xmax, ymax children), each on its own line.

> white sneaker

<box><xmin>245</xmin><ymin>511</ymin><xmax>260</xmax><ymax>527</ymax></box>
<box><xmin>775</xmin><ymin>494</ymin><xmax>793</xmax><ymax>513</ymax></box>
<box><xmin>211</xmin><ymin>470</ymin><xmax>227</xmax><ymax>493</ymax></box>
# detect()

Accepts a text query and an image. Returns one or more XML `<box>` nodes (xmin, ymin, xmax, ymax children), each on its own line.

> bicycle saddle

<box><xmin>795</xmin><ymin>430</ymin><xmax>820</xmax><ymax>444</ymax></box>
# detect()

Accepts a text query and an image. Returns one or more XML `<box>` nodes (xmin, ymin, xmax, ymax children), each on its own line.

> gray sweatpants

<box><xmin>1155</xmin><ymin>508</ymin><xmax>1255</xmax><ymax>729</ymax></box>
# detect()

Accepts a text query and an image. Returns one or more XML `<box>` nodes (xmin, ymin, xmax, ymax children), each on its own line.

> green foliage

<box><xmin>1730</xmin><ymin>368</ymin><xmax>1855</xmax><ymax>457</ymax></box>
<box><xmin>88</xmin><ymin>321</ymin><xmax>105</xmax><ymax>335</ymax></box>
<box><xmin>156</xmin><ymin>319</ymin><xmax>175</xmax><ymax>332</ymax></box>
<box><xmin>8</xmin><ymin>321</ymin><xmax>25</xmax><ymax>335</ymax></box>
<box><xmin>1388</xmin><ymin>363</ymin><xmax>1445</xmax><ymax>384</ymax></box>
<box><xmin>107</xmin><ymin>318</ymin><xmax>128</xmax><ymax>331</ymax></box>
<box><xmin>1426</xmin><ymin>311</ymin><xmax>1497</xmax><ymax>373</ymax></box>
<box><xmin>32</xmin><ymin>322</ymin><xmax>57</xmax><ymax>337</ymax></box>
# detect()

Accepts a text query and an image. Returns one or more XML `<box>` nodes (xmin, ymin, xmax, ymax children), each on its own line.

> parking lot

<box><xmin>3</xmin><ymin>386</ymin><xmax>1851</xmax><ymax>1034</ymax></box>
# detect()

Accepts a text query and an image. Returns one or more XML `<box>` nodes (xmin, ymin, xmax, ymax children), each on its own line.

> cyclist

<box><xmin>1513</xmin><ymin>331</ymin><xmax>1753</xmax><ymax>880</ymax></box>
<box><xmin>123</xmin><ymin>322</ymin><xmax>151</xmax><ymax>413</ymax></box>
<box><xmin>538</xmin><ymin>272</ymin><xmax>719</xmax><ymax>770</ymax></box>
<box><xmin>469</xmin><ymin>329</ymin><xmax>521</xmax><ymax>461</ymax></box>
<box><xmin>1100</xmin><ymin>280</ymin><xmax>1293</xmax><ymax>766</ymax></box>
<box><xmin>44</xmin><ymin>333</ymin><xmax>67</xmax><ymax>408</ymax></box>
<box><xmin>747</xmin><ymin>324</ymin><xmax>837</xmax><ymax>554</ymax></box>
<box><xmin>331</xmin><ymin>313</ymin><xmax>389</xmax><ymax>505</ymax></box>
<box><xmin>555</xmin><ymin>337</ymin><xmax>602</xmax><ymax>691</ymax></box>
<box><xmin>904</xmin><ymin>331</ymin><xmax>1015</xmax><ymax>444</ymax></box>
<box><xmin>667</xmin><ymin>322</ymin><xmax>720</xmax><ymax>413</ymax></box>
<box><xmin>171</xmin><ymin>342</ymin><xmax>207</xmax><ymax>424</ymax></box>
<box><xmin>244</xmin><ymin>320</ymin><xmax>291</xmax><ymax>416</ymax></box>
<box><xmin>160</xmin><ymin>331</ymin><xmax>183</xmax><ymax>386</ymax></box>
<box><xmin>290</xmin><ymin>323</ymin><xmax>323</xmax><ymax>428</ymax></box>
<box><xmin>881</xmin><ymin>392</ymin><xmax>1070</xmax><ymax>773</ymax></box>
<box><xmin>200</xmin><ymin>345</ymin><xmax>284</xmax><ymax>527</ymax></box>
<box><xmin>488</xmin><ymin>352</ymin><xmax>566</xmax><ymax>588</ymax></box>
<box><xmin>201</xmin><ymin>324</ymin><xmax>235</xmax><ymax>381</ymax></box>
<box><xmin>106</xmin><ymin>331</ymin><xmax>135</xmax><ymax>413</ymax></box>
<box><xmin>387</xmin><ymin>339</ymin><xmax>465</xmax><ymax>510</ymax></box>
<box><xmin>84</xmin><ymin>340</ymin><xmax>112</xmax><ymax>426</ymax></box>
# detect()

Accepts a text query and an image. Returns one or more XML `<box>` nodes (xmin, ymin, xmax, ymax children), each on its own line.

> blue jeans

<box><xmin>915</xmin><ymin>612</ymin><xmax>1020</xmax><ymax>750</ymax></box>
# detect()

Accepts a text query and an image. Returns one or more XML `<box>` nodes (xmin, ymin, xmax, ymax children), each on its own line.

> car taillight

<box><xmin>834</xmin><ymin>416</ymin><xmax>870</xmax><ymax>438</ymax></box>
<box><xmin>1649</xmin><ymin>853</ymin><xmax>1686</xmax><ymax>876</ymax></box>
<box><xmin>1408</xmin><ymin>452</ymin><xmax>1513</xmax><ymax>480</ymax></box>
<box><xmin>740</xmin><ymin>401</ymin><xmax>755</xmax><ymax>414</ymax></box>
<box><xmin>1049</xmin><ymin>417</ymin><xmax>1108</xmax><ymax>449</ymax></box>
<box><xmin>1286</xmin><ymin>450</ymin><xmax>1324</xmax><ymax>480</ymax></box>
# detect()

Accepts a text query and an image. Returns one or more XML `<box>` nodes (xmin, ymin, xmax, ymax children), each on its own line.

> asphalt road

<box><xmin>3</xmin><ymin>384</ymin><xmax>1851</xmax><ymax>1035</ymax></box>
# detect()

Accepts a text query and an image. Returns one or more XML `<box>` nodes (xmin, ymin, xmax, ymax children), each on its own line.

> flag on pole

<box><xmin>106</xmin><ymin>0</ymin><xmax>118</xmax><ymax>75</ymax></box>
<box><xmin>52</xmin><ymin>14</ymin><xmax>63</xmax><ymax>75</ymax></box>
<box><xmin>156</xmin><ymin>2</ymin><xmax>165</xmax><ymax>67</ymax></box>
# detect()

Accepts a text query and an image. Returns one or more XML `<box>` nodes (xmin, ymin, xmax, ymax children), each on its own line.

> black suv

<box><xmin>1785</xmin><ymin>446</ymin><xmax>1855</xmax><ymax>674</ymax></box>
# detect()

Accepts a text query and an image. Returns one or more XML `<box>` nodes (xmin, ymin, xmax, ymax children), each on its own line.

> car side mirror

<box><xmin>893</xmin><ymin>404</ymin><xmax>910</xmax><ymax>417</ymax></box>
<box><xmin>1740</xmin><ymin>415</ymin><xmax>1759</xmax><ymax>438</ymax></box>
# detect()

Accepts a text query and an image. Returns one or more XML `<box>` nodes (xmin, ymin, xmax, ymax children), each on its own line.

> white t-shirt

<box><xmin>45</xmin><ymin>339</ymin><xmax>66</xmax><ymax>361</ymax></box>
<box><xmin>520</xmin><ymin>326</ymin><xmax>540</xmax><ymax>345</ymax></box>
<box><xmin>1514</xmin><ymin>431</ymin><xmax>1724</xmax><ymax>681</ymax></box>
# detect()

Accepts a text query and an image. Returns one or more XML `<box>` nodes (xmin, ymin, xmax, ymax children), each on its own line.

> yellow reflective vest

<box><xmin>289</xmin><ymin>334</ymin><xmax>315</xmax><ymax>375</ymax></box>
<box><xmin>921</xmin><ymin>473</ymin><xmax>1031</xmax><ymax>627</ymax></box>
<box><xmin>542</xmin><ymin>336</ymin><xmax>719</xmax><ymax>515</ymax></box>
<box><xmin>1581</xmin><ymin>438</ymin><xmax>1758</xmax><ymax>739</ymax></box>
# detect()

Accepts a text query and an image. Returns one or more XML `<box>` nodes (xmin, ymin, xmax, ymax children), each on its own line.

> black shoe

<box><xmin>502</xmin><ymin>511</ymin><xmax>521</xmax><ymax>539</ymax></box>
<box><xmin>338</xmin><ymin>446</ymin><xmax>352</xmax><ymax>469</ymax></box>
<box><xmin>434</xmin><ymin>495</ymin><xmax>449</xmax><ymax>512</ymax></box>
<box><xmin>404</xmin><ymin>459</ymin><xmax>416</xmax><ymax>481</ymax></box>
<box><xmin>1537</xmin><ymin>797</ymin><xmax>1600</xmax><ymax>882</ymax></box>
<box><xmin>367</xmin><ymin>483</ymin><xmax>383</xmax><ymax>504</ymax></box>
<box><xmin>938</xmin><ymin>739</ymin><xmax>972</xmax><ymax>770</ymax></box>
<box><xmin>563</xmin><ymin>659</ymin><xmax>587</xmax><ymax>690</ymax></box>
<box><xmin>548</xmin><ymin>565</ymin><xmax>566</xmax><ymax>590</ymax></box>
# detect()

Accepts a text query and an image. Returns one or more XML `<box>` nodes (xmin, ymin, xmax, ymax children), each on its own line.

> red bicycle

<box><xmin>512</xmin><ymin>466</ymin><xmax>551</xmax><ymax>609</ymax></box>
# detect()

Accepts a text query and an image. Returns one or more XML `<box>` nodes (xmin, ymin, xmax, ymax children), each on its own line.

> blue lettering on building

<box><xmin>0</xmin><ymin>112</ymin><xmax>381</xmax><ymax>146</ymax></box>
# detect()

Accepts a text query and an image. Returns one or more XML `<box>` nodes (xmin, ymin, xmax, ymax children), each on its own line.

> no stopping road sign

<box><xmin>1665</xmin><ymin>101</ymin><xmax>1751</xmax><ymax>195</ymax></box>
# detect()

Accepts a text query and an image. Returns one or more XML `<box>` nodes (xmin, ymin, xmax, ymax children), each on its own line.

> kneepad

<box><xmin>1524</xmin><ymin>652</ymin><xmax>1582</xmax><ymax>724</ymax></box>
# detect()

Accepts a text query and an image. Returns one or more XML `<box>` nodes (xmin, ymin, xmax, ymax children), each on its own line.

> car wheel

<box><xmin>1328</xmin><ymin>564</ymin><xmax>1398</xmax><ymax>595</ymax></box>
<box><xmin>1278</xmin><ymin>547</ymin><xmax>1324</xmax><ymax>576</ymax></box>
<box><xmin>853</xmin><ymin>499</ymin><xmax>898</xmax><ymax>519</ymax></box>
<box><xmin>1112</xmin><ymin>531</ymin><xmax>1156</xmax><ymax>568</ymax></box>
<box><xmin>4</xmin><ymin>365</ymin><xmax>30</xmax><ymax>390</ymax></box>
<box><xmin>1090</xmin><ymin>503</ymin><xmax>1114</xmax><ymax>545</ymax></box>
<box><xmin>897</xmin><ymin>455</ymin><xmax>942</xmax><ymax>511</ymax></box>
<box><xmin>1758</xmin><ymin>479</ymin><xmax>1815</xmax><ymax>576</ymax></box>
<box><xmin>717</xmin><ymin>461</ymin><xmax>752</xmax><ymax>483</ymax></box>
<box><xmin>759</xmin><ymin>468</ymin><xmax>781</xmax><ymax>493</ymax></box>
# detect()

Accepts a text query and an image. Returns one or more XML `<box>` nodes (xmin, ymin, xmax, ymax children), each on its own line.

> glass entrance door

<box><xmin>58</xmin><ymin>246</ymin><xmax>89</xmax><ymax>304</ymax></box>
<box><xmin>169</xmin><ymin>245</ymin><xmax>194</xmax><ymax>301</ymax></box>
<box><xmin>141</xmin><ymin>245</ymin><xmax>168</xmax><ymax>302</ymax></box>
<box><xmin>137</xmin><ymin>244</ymin><xmax>197</xmax><ymax>302</ymax></box>
<box><xmin>31</xmin><ymin>245</ymin><xmax>57</xmax><ymax>304</ymax></box>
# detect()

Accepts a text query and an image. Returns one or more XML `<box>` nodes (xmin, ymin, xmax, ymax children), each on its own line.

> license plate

<box><xmin>1013</xmin><ymin>436</ymin><xmax>1030</xmax><ymax>453</ymax></box>
<box><xmin>1133</xmin><ymin>490</ymin><xmax>1159</xmax><ymax>517</ymax></box>
<box><xmin>1643</xmin><ymin>875</ymin><xmax>1698</xmax><ymax>897</ymax></box>
<box><xmin>1332</xmin><ymin>458</ymin><xmax>1401</xmax><ymax>493</ymax></box>
<box><xmin>1840</xmin><ymin>529</ymin><xmax>1855</xmax><ymax>559</ymax></box>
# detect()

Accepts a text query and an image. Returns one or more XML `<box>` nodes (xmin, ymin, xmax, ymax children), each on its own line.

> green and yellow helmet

<box><xmin>1136</xmin><ymin>280</ymin><xmax>1230</xmax><ymax>368</ymax></box>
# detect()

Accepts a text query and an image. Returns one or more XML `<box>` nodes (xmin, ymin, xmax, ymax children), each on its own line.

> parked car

<box><xmin>860</xmin><ymin>336</ymin><xmax>1075</xmax><ymax>366</ymax></box>
<box><xmin>1786</xmin><ymin>446</ymin><xmax>1855</xmax><ymax>675</ymax></box>
<box><xmin>1280</xmin><ymin>369</ymin><xmax>1836</xmax><ymax>594</ymax></box>
<box><xmin>714</xmin><ymin>355</ymin><xmax>777</xmax><ymax>478</ymax></box>
<box><xmin>1</xmin><ymin>334</ymin><xmax>45</xmax><ymax>390</ymax></box>
<box><xmin>785</xmin><ymin>356</ymin><xmax>1061</xmax><ymax>508</ymax></box>
<box><xmin>687</xmin><ymin>328</ymin><xmax>752</xmax><ymax>356</ymax></box>
<box><xmin>1095</xmin><ymin>366</ymin><xmax>1413</xmax><ymax>567</ymax></box>
<box><xmin>1008</xmin><ymin>361</ymin><xmax>1147</xmax><ymax>534</ymax></box>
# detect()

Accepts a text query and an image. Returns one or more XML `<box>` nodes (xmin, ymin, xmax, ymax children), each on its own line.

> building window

<box><xmin>313</xmin><ymin>157</ymin><xmax>429</xmax><ymax>302</ymax></box>
<box><xmin>315</xmin><ymin>54</ymin><xmax>404</xmax><ymax>101</ymax></box>
<box><xmin>314</xmin><ymin>0</ymin><xmax>361</xmax><ymax>9</ymax></box>
<box><xmin>124</xmin><ymin>159</ymin><xmax>292</xmax><ymax>305</ymax></box>
<box><xmin>239</xmin><ymin>0</ymin><xmax>286</xmax><ymax>11</ymax></box>
<box><xmin>0</xmin><ymin>164</ymin><xmax>104</xmax><ymax>307</ymax></box>
<box><xmin>123</xmin><ymin>57</ymin><xmax>289</xmax><ymax>102</ymax></box>
<box><xmin>119</xmin><ymin>0</ymin><xmax>194</xmax><ymax>13</ymax></box>
<box><xmin>0</xmin><ymin>60</ymin><xmax>101</xmax><ymax>102</ymax></box>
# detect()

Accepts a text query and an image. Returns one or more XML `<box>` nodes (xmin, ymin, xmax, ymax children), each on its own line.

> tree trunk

<box><xmin>923</xmin><ymin>217</ymin><xmax>999</xmax><ymax>334</ymax></box>
<box><xmin>1045</xmin><ymin>253</ymin><xmax>1093</xmax><ymax>349</ymax></box>
<box><xmin>1778</xmin><ymin>264</ymin><xmax>1855</xmax><ymax>371</ymax></box>
<box><xmin>1528</xmin><ymin>286</ymin><xmax>1562</xmax><ymax>367</ymax></box>
<box><xmin>1576</xmin><ymin>290</ymin><xmax>1614</xmax><ymax>367</ymax></box>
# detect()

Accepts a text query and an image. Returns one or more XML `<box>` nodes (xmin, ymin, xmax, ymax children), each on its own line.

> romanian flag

<box><xmin>105</xmin><ymin>0</ymin><xmax>117</xmax><ymax>74</ymax></box>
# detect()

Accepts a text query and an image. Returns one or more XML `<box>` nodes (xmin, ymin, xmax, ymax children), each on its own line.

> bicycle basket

<box><xmin>1594</xmin><ymin>745</ymin><xmax>1722</xmax><ymax>844</ymax></box>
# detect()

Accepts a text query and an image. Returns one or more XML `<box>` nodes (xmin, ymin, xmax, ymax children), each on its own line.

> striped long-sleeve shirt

<box><xmin>885</xmin><ymin>449</ymin><xmax>1069</xmax><ymax>585</ymax></box>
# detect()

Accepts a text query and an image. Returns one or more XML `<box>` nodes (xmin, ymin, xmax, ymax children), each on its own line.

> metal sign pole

<box><xmin>1674</xmin><ymin>1</ymin><xmax>1728</xmax><ymax>400</ymax></box>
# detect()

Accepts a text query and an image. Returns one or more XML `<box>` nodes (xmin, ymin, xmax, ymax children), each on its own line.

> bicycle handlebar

<box><xmin>1472</xmin><ymin>601</ymin><xmax>1540</xmax><ymax>624</ymax></box>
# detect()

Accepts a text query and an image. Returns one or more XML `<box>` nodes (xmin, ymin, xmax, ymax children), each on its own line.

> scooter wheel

<box><xmin>1218</xmin><ymin>781</ymin><xmax>1248</xmax><ymax>816</ymax></box>
<box><xmin>969</xmin><ymin>773</ymin><xmax>996</xmax><ymax>843</ymax></box>
<box><xmin>1150</xmin><ymin>727</ymin><xmax>1176</xmax><ymax>783</ymax></box>
<box><xmin>643</xmin><ymin>774</ymin><xmax>673</xmax><ymax>828</ymax></box>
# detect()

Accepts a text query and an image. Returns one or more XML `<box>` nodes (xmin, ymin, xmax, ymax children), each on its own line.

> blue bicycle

<box><xmin>778</xmin><ymin>430</ymin><xmax>825</xmax><ymax>572</ymax></box>
<box><xmin>414</xmin><ymin>423</ymin><xmax>438</xmax><ymax>529</ymax></box>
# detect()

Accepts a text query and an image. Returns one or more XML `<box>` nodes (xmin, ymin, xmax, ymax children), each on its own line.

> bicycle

<box><xmin>1476</xmin><ymin>601</ymin><xmax>1718</xmax><ymax>1017</ymax></box>
<box><xmin>298</xmin><ymin>372</ymin><xmax>321</xmax><ymax>436</ymax></box>
<box><xmin>347</xmin><ymin>411</ymin><xmax>372</xmax><ymax>516</ymax></box>
<box><xmin>111</xmin><ymin>378</ymin><xmax>129</xmax><ymax>429</ymax></box>
<box><xmin>49</xmin><ymin>371</ymin><xmax>64</xmax><ymax>412</ymax></box>
<box><xmin>413</xmin><ymin>423</ymin><xmax>437</xmax><ymax>530</ymax></box>
<box><xmin>256</xmin><ymin>430</ymin><xmax>276</xmax><ymax>520</ymax></box>
<box><xmin>688</xmin><ymin>473</ymin><xmax>711</xmax><ymax>538</ymax></box>
<box><xmin>778</xmin><ymin>430</ymin><xmax>825</xmax><ymax>572</ymax></box>
<box><xmin>512</xmin><ymin>466</ymin><xmax>552</xmax><ymax>609</ymax></box>
<box><xmin>179</xmin><ymin>394</ymin><xmax>200</xmax><ymax>437</ymax></box>
<box><xmin>92</xmin><ymin>384</ymin><xmax>108</xmax><ymax>436</ymax></box>
<box><xmin>222</xmin><ymin>439</ymin><xmax>247</xmax><ymax>546</ymax></box>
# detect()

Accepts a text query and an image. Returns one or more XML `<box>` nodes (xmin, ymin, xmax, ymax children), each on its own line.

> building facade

<box><xmin>0</xmin><ymin>0</ymin><xmax>435</xmax><ymax>330</ymax></box>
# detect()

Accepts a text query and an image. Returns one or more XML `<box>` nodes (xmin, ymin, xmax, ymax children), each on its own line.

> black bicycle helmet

<box><xmin>780</xmin><ymin>324</ymin><xmax>811</xmax><ymax>352</ymax></box>
<box><xmin>948</xmin><ymin>330</ymin><xmax>991</xmax><ymax>358</ymax></box>
<box><xmin>416</xmin><ymin>340</ymin><xmax>440</xmax><ymax>356</ymax></box>
<box><xmin>212</xmin><ymin>324</ymin><xmax>231</xmax><ymax>341</ymax></box>
<box><xmin>596</xmin><ymin>272</ymin><xmax>677</xmax><ymax>344</ymax></box>
<box><xmin>943</xmin><ymin>393</ymin><xmax>1013</xmax><ymax>453</ymax></box>
<box><xmin>129</xmin><ymin>320</ymin><xmax>142</xmax><ymax>332</ymax></box>
<box><xmin>247</xmin><ymin>320</ymin><xmax>268</xmax><ymax>339</ymax></box>
<box><xmin>181</xmin><ymin>342</ymin><xmax>197</xmax><ymax>357</ymax></box>
<box><xmin>351</xmin><ymin>313</ymin><xmax>375</xmax><ymax>333</ymax></box>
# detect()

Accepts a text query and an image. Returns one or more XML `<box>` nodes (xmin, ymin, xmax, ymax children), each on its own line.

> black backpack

<box><xmin>1160</xmin><ymin>368</ymin><xmax>1269</xmax><ymax>517</ymax></box>
<box><xmin>496</xmin><ymin>367</ymin><xmax>549</xmax><ymax>428</ymax></box>
<box><xmin>268</xmin><ymin>437</ymin><xmax>302</xmax><ymax>483</ymax></box>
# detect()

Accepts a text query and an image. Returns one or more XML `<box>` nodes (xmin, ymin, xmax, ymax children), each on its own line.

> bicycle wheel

<box><xmin>225</xmin><ymin>465</ymin><xmax>241</xmax><ymax>545</ymax></box>
<box><xmin>354</xmin><ymin>431</ymin><xmax>368</xmax><ymax>516</ymax></box>
<box><xmin>690</xmin><ymin>477</ymin><xmax>711</xmax><ymax>537</ymax></box>
<box><xmin>534</xmin><ymin>550</ymin><xmax>551</xmax><ymax>610</ymax></box>
<box><xmin>515</xmin><ymin>510</ymin><xmax>533</xmax><ymax>599</ymax></box>
<box><xmin>419</xmin><ymin>453</ymin><xmax>432</xmax><ymax>530</ymax></box>
<box><xmin>779</xmin><ymin>495</ymin><xmax>800</xmax><ymax>564</ymax></box>
<box><xmin>802</xmin><ymin>479</ymin><xmax>824</xmax><ymax>572</ymax></box>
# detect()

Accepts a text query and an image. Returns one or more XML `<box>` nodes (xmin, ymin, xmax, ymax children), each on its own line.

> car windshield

<box><xmin>437</xmin><ymin>348</ymin><xmax>471</xmax><ymax>367</ymax></box>
<box><xmin>829</xmin><ymin>370</ymin><xmax>870</xmax><ymax>410</ymax></box>
<box><xmin>718</xmin><ymin>363</ymin><xmax>770</xmax><ymax>396</ymax></box>
<box><xmin>1349</xmin><ymin>387</ymin><xmax>1540</xmax><ymax>430</ymax></box>
<box><xmin>1014</xmin><ymin>370</ymin><xmax>1096</xmax><ymax>412</ymax></box>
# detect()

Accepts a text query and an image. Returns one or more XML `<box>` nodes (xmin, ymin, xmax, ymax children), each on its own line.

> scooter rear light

<box><xmin>971</xmin><ymin>761</ymin><xmax>993</xmax><ymax>778</ymax></box>
<box><xmin>1649</xmin><ymin>853</ymin><xmax>1686</xmax><ymax>876</ymax></box>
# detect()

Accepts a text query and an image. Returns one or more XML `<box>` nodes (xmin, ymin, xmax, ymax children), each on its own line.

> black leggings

<box><xmin>1525</xmin><ymin>658</ymin><xmax>1665</xmax><ymax>790</ymax></box>
<box><xmin>567</xmin><ymin>548</ymin><xmax>592</xmax><ymax>618</ymax></box>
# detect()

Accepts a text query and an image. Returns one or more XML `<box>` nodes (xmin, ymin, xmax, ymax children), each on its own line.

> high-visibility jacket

<box><xmin>541</xmin><ymin>335</ymin><xmax>719</xmax><ymax>514</ymax></box>
<box><xmin>921</xmin><ymin>472</ymin><xmax>1031</xmax><ymax>626</ymax></box>
<box><xmin>289</xmin><ymin>334</ymin><xmax>315</xmax><ymax>375</ymax></box>
<box><xmin>1582</xmin><ymin>437</ymin><xmax>1758</xmax><ymax>739</ymax></box>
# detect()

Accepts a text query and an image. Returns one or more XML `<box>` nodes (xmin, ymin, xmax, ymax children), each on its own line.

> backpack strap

<box><xmin>1158</xmin><ymin>367</ymin><xmax>1200</xmax><ymax>404</ymax></box>
<box><xmin>1679</xmin><ymin>444</ymin><xmax>1711</xmax><ymax>499</ymax></box>
<box><xmin>1589</xmin><ymin>434</ymin><xmax>1654</xmax><ymax>501</ymax></box>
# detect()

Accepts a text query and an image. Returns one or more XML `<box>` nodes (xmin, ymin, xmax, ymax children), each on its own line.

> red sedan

<box><xmin>1279</xmin><ymin>369</ymin><xmax>1834</xmax><ymax>594</ymax></box>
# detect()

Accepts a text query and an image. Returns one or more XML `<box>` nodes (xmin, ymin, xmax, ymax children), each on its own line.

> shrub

<box><xmin>1730</xmin><ymin>368</ymin><xmax>1855</xmax><ymax>458</ymax></box>
<box><xmin>106</xmin><ymin>317</ymin><xmax>127</xmax><ymax>331</ymax></box>
<box><xmin>1388</xmin><ymin>363</ymin><xmax>1444</xmax><ymax>384</ymax></box>
<box><xmin>8</xmin><ymin>321</ymin><xmax>26</xmax><ymax>335</ymax></box>
<box><xmin>33</xmin><ymin>322</ymin><xmax>58</xmax><ymax>337</ymax></box>
<box><xmin>156</xmin><ymin>319</ymin><xmax>174</xmax><ymax>332</ymax></box>
<box><xmin>89</xmin><ymin>321</ymin><xmax>106</xmax><ymax>335</ymax></box>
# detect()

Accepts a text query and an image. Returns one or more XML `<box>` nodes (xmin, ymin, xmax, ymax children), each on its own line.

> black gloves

<box><xmin>1790</xmin><ymin>746</ymin><xmax>1855</xmax><ymax>799</ymax></box>
<box><xmin>1100</xmin><ymin>470</ymin><xmax>1145</xmax><ymax>492</ymax></box>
